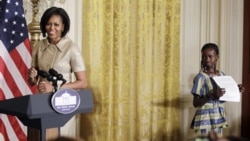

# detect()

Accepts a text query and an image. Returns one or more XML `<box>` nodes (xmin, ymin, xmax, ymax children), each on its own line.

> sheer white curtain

<box><xmin>180</xmin><ymin>0</ymin><xmax>243</xmax><ymax>139</ymax></box>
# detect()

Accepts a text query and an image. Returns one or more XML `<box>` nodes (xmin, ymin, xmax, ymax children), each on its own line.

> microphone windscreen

<box><xmin>47</xmin><ymin>75</ymin><xmax>54</xmax><ymax>82</ymax></box>
<box><xmin>49</xmin><ymin>68</ymin><xmax>58</xmax><ymax>76</ymax></box>
<box><xmin>57</xmin><ymin>74</ymin><xmax>63</xmax><ymax>80</ymax></box>
<box><xmin>38</xmin><ymin>70</ymin><xmax>48</xmax><ymax>78</ymax></box>
<box><xmin>48</xmin><ymin>68</ymin><xmax>67</xmax><ymax>86</ymax></box>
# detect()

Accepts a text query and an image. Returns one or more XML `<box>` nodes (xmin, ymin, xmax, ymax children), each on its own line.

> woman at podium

<box><xmin>27</xmin><ymin>6</ymin><xmax>88</xmax><ymax>140</ymax></box>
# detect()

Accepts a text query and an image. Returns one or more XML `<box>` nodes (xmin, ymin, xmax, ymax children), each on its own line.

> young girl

<box><xmin>191</xmin><ymin>43</ymin><xmax>229</xmax><ymax>136</ymax></box>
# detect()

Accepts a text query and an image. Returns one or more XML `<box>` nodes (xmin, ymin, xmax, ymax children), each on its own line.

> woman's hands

<box><xmin>28</xmin><ymin>67</ymin><xmax>54</xmax><ymax>93</ymax></box>
<box><xmin>28</xmin><ymin>67</ymin><xmax>38</xmax><ymax>85</ymax></box>
<box><xmin>38</xmin><ymin>81</ymin><xmax>53</xmax><ymax>93</ymax></box>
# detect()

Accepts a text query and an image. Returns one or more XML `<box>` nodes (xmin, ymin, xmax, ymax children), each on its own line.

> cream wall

<box><xmin>24</xmin><ymin>0</ymin><xmax>82</xmax><ymax>50</ymax></box>
<box><xmin>53</xmin><ymin>1</ymin><xmax>83</xmax><ymax>136</ymax></box>
<box><xmin>180</xmin><ymin>0</ymin><xmax>244</xmax><ymax>140</ymax></box>
<box><xmin>53</xmin><ymin>0</ymin><xmax>83</xmax><ymax>51</ymax></box>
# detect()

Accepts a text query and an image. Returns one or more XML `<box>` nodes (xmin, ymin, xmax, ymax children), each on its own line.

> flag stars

<box><xmin>1</xmin><ymin>0</ymin><xmax>29</xmax><ymax>50</ymax></box>
<box><xmin>12</xmin><ymin>30</ymin><xmax>15</xmax><ymax>35</ymax></box>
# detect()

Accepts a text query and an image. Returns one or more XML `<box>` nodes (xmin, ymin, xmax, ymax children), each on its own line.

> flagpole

<box><xmin>27</xmin><ymin>2</ymin><xmax>41</xmax><ymax>139</ymax></box>
<box><xmin>28</xmin><ymin>0</ymin><xmax>41</xmax><ymax>48</ymax></box>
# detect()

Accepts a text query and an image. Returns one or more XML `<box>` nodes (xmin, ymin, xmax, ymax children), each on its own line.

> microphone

<box><xmin>37</xmin><ymin>70</ymin><xmax>54</xmax><ymax>82</ymax></box>
<box><xmin>49</xmin><ymin>68</ymin><xmax>67</xmax><ymax>86</ymax></box>
<box><xmin>37</xmin><ymin>69</ymin><xmax>57</xmax><ymax>92</ymax></box>
<box><xmin>48</xmin><ymin>68</ymin><xmax>58</xmax><ymax>76</ymax></box>
<box><xmin>37</xmin><ymin>70</ymin><xmax>47</xmax><ymax>78</ymax></box>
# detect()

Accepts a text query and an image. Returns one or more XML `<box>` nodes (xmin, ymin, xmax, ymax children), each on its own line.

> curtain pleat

<box><xmin>81</xmin><ymin>0</ymin><xmax>180</xmax><ymax>140</ymax></box>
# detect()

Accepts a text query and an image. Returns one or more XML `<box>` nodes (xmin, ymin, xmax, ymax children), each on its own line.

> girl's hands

<box><xmin>238</xmin><ymin>84</ymin><xmax>245</xmax><ymax>93</ymax></box>
<box><xmin>216</xmin><ymin>88</ymin><xmax>226</xmax><ymax>98</ymax></box>
<box><xmin>208</xmin><ymin>88</ymin><xmax>226</xmax><ymax>100</ymax></box>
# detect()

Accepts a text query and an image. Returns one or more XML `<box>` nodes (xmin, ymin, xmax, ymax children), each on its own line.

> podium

<box><xmin>0</xmin><ymin>89</ymin><xmax>93</xmax><ymax>141</ymax></box>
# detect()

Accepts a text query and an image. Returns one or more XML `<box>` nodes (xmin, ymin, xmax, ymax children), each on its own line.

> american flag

<box><xmin>0</xmin><ymin>0</ymin><xmax>35</xmax><ymax>140</ymax></box>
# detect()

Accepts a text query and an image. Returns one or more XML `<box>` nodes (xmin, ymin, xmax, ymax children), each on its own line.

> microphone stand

<box><xmin>52</xmin><ymin>80</ymin><xmax>58</xmax><ymax>93</ymax></box>
<box><xmin>49</xmin><ymin>68</ymin><xmax>67</xmax><ymax>93</ymax></box>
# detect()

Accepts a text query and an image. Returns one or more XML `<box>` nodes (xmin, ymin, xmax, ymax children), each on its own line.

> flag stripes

<box><xmin>0</xmin><ymin>0</ymin><xmax>35</xmax><ymax>140</ymax></box>
<box><xmin>0</xmin><ymin>42</ymin><xmax>32</xmax><ymax>140</ymax></box>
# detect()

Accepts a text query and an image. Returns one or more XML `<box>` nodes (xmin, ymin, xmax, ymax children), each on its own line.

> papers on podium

<box><xmin>212</xmin><ymin>76</ymin><xmax>240</xmax><ymax>102</ymax></box>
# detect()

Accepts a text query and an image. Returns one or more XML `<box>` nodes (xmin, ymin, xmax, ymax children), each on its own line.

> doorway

<box><xmin>241</xmin><ymin>0</ymin><xmax>250</xmax><ymax>139</ymax></box>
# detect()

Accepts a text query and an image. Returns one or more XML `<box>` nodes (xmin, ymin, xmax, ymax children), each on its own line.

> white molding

<box><xmin>50</xmin><ymin>1</ymin><xmax>83</xmax><ymax>137</ymax></box>
<box><xmin>54</xmin><ymin>1</ymin><xmax>83</xmax><ymax>50</ymax></box>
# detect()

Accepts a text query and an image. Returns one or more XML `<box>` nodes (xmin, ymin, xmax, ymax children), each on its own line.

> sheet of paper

<box><xmin>212</xmin><ymin>76</ymin><xmax>240</xmax><ymax>102</ymax></box>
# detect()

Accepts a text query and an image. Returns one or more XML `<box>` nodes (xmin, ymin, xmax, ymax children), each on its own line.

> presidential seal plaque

<box><xmin>51</xmin><ymin>89</ymin><xmax>81</xmax><ymax>114</ymax></box>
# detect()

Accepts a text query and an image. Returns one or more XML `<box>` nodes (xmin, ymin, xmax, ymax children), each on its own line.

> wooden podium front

<box><xmin>0</xmin><ymin>89</ymin><xmax>93</xmax><ymax>141</ymax></box>
<box><xmin>28</xmin><ymin>127</ymin><xmax>59</xmax><ymax>141</ymax></box>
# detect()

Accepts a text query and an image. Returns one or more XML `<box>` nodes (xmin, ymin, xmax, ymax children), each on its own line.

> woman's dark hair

<box><xmin>201</xmin><ymin>43</ymin><xmax>219</xmax><ymax>55</ymax></box>
<box><xmin>40</xmin><ymin>7</ymin><xmax>70</xmax><ymax>37</ymax></box>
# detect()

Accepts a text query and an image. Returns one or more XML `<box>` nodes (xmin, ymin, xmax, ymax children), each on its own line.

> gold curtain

<box><xmin>80</xmin><ymin>0</ymin><xmax>180</xmax><ymax>140</ymax></box>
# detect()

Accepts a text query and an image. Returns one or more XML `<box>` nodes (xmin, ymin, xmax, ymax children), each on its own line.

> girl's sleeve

<box><xmin>191</xmin><ymin>75</ymin><xmax>204</xmax><ymax>96</ymax></box>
